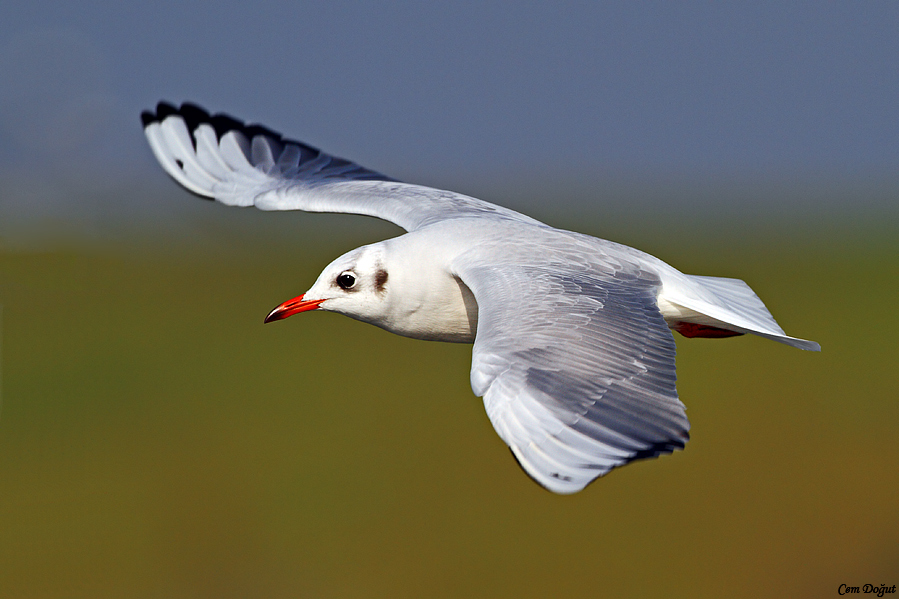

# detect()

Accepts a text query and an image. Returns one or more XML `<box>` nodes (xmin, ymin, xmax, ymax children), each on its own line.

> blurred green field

<box><xmin>0</xmin><ymin>213</ymin><xmax>896</xmax><ymax>598</ymax></box>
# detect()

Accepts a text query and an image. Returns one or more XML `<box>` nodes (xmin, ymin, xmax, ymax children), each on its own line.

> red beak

<box><xmin>264</xmin><ymin>294</ymin><xmax>325</xmax><ymax>323</ymax></box>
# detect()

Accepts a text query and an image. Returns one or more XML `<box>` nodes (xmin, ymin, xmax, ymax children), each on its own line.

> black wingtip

<box><xmin>208</xmin><ymin>111</ymin><xmax>250</xmax><ymax>140</ymax></box>
<box><xmin>141</xmin><ymin>100</ymin><xmax>288</xmax><ymax>144</ymax></box>
<box><xmin>178</xmin><ymin>102</ymin><xmax>212</xmax><ymax>135</ymax></box>
<box><xmin>140</xmin><ymin>100</ymin><xmax>400</xmax><ymax>185</ymax></box>
<box><xmin>627</xmin><ymin>433</ymin><xmax>689</xmax><ymax>462</ymax></box>
<box><xmin>140</xmin><ymin>101</ymin><xmax>178</xmax><ymax>127</ymax></box>
<box><xmin>156</xmin><ymin>101</ymin><xmax>178</xmax><ymax>120</ymax></box>
<box><xmin>140</xmin><ymin>110</ymin><xmax>156</xmax><ymax>128</ymax></box>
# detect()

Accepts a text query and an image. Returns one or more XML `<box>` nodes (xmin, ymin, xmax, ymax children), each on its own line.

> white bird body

<box><xmin>309</xmin><ymin>218</ymin><xmax>813</xmax><ymax>348</ymax></box>
<box><xmin>142</xmin><ymin>102</ymin><xmax>819</xmax><ymax>494</ymax></box>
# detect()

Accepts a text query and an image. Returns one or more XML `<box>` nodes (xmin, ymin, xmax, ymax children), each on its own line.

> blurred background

<box><xmin>1</xmin><ymin>2</ymin><xmax>896</xmax><ymax>597</ymax></box>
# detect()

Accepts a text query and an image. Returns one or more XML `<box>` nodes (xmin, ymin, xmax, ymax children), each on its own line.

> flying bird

<box><xmin>141</xmin><ymin>102</ymin><xmax>819</xmax><ymax>494</ymax></box>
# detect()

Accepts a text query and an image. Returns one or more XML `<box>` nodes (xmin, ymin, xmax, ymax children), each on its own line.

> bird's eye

<box><xmin>337</xmin><ymin>272</ymin><xmax>357</xmax><ymax>290</ymax></box>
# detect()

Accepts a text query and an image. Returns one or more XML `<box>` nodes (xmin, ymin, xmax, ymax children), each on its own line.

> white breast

<box><xmin>370</xmin><ymin>229</ymin><xmax>480</xmax><ymax>343</ymax></box>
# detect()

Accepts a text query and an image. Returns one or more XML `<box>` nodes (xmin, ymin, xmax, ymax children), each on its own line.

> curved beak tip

<box><xmin>263</xmin><ymin>294</ymin><xmax>324</xmax><ymax>324</ymax></box>
<box><xmin>263</xmin><ymin>309</ymin><xmax>286</xmax><ymax>324</ymax></box>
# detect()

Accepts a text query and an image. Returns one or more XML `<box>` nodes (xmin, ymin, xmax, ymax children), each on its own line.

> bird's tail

<box><xmin>659</xmin><ymin>275</ymin><xmax>820</xmax><ymax>351</ymax></box>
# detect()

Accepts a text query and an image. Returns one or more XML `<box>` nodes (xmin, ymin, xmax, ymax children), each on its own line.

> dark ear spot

<box><xmin>374</xmin><ymin>269</ymin><xmax>388</xmax><ymax>293</ymax></box>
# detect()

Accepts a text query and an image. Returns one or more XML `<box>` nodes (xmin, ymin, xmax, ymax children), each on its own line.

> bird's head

<box><xmin>264</xmin><ymin>243</ymin><xmax>391</xmax><ymax>325</ymax></box>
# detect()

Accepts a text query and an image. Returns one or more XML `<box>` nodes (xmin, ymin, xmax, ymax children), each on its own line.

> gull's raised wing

<box><xmin>453</xmin><ymin>238</ymin><xmax>690</xmax><ymax>493</ymax></box>
<box><xmin>141</xmin><ymin>102</ymin><xmax>542</xmax><ymax>232</ymax></box>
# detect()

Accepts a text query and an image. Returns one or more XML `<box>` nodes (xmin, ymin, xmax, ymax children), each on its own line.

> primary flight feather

<box><xmin>142</xmin><ymin>101</ymin><xmax>819</xmax><ymax>494</ymax></box>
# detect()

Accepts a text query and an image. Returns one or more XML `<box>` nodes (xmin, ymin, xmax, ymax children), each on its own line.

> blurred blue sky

<box><xmin>1</xmin><ymin>1</ymin><xmax>897</xmax><ymax>239</ymax></box>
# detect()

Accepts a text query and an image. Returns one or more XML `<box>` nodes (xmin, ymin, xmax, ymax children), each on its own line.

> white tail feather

<box><xmin>660</xmin><ymin>275</ymin><xmax>820</xmax><ymax>351</ymax></box>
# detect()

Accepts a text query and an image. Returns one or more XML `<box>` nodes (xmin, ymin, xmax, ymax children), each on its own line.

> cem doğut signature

<box><xmin>838</xmin><ymin>584</ymin><xmax>896</xmax><ymax>597</ymax></box>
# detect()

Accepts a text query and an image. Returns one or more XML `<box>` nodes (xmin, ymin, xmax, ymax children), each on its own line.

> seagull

<box><xmin>141</xmin><ymin>102</ymin><xmax>820</xmax><ymax>494</ymax></box>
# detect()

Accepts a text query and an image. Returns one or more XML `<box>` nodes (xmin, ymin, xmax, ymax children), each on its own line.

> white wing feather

<box><xmin>453</xmin><ymin>237</ymin><xmax>690</xmax><ymax>494</ymax></box>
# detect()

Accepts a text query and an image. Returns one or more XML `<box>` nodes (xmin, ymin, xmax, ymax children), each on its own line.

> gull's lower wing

<box><xmin>453</xmin><ymin>242</ymin><xmax>690</xmax><ymax>494</ymax></box>
<box><xmin>141</xmin><ymin>102</ymin><xmax>542</xmax><ymax>232</ymax></box>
